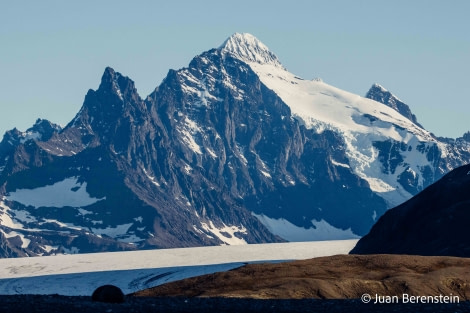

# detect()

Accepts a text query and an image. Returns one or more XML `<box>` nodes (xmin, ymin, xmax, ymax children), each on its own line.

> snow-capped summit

<box><xmin>369</xmin><ymin>83</ymin><xmax>390</xmax><ymax>94</ymax></box>
<box><xmin>218</xmin><ymin>35</ymin><xmax>457</xmax><ymax>208</ymax></box>
<box><xmin>219</xmin><ymin>33</ymin><xmax>285</xmax><ymax>69</ymax></box>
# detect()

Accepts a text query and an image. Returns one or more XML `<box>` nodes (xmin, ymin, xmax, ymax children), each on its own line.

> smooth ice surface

<box><xmin>0</xmin><ymin>240</ymin><xmax>357</xmax><ymax>295</ymax></box>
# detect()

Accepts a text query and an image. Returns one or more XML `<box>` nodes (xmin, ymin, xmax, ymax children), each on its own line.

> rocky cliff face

<box><xmin>365</xmin><ymin>83</ymin><xmax>422</xmax><ymax>128</ymax></box>
<box><xmin>0</xmin><ymin>33</ymin><xmax>469</xmax><ymax>257</ymax></box>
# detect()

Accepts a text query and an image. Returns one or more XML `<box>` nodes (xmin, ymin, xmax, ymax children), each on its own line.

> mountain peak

<box><xmin>370</xmin><ymin>83</ymin><xmax>387</xmax><ymax>93</ymax></box>
<box><xmin>97</xmin><ymin>67</ymin><xmax>139</xmax><ymax>103</ymax></box>
<box><xmin>366</xmin><ymin>83</ymin><xmax>402</xmax><ymax>104</ymax></box>
<box><xmin>366</xmin><ymin>83</ymin><xmax>422</xmax><ymax>128</ymax></box>
<box><xmin>100</xmin><ymin>67</ymin><xmax>122</xmax><ymax>91</ymax></box>
<box><xmin>219</xmin><ymin>33</ymin><xmax>285</xmax><ymax>69</ymax></box>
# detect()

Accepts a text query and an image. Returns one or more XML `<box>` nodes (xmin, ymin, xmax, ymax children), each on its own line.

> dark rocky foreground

<box><xmin>2</xmin><ymin>254</ymin><xmax>469</xmax><ymax>312</ymax></box>
<box><xmin>133</xmin><ymin>254</ymin><xmax>470</xmax><ymax>300</ymax></box>
<box><xmin>351</xmin><ymin>163</ymin><xmax>470</xmax><ymax>257</ymax></box>
<box><xmin>0</xmin><ymin>295</ymin><xmax>469</xmax><ymax>313</ymax></box>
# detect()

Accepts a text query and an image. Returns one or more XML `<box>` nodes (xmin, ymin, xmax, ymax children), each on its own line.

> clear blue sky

<box><xmin>1</xmin><ymin>0</ymin><xmax>469</xmax><ymax>138</ymax></box>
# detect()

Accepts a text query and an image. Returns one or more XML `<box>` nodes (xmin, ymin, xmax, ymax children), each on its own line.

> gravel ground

<box><xmin>0</xmin><ymin>295</ymin><xmax>469</xmax><ymax>313</ymax></box>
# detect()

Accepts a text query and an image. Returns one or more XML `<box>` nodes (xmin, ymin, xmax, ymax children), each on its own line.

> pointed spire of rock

<box><xmin>98</xmin><ymin>66</ymin><xmax>137</xmax><ymax>101</ymax></box>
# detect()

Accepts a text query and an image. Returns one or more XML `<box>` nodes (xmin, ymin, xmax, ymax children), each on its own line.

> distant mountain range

<box><xmin>1</xmin><ymin>33</ymin><xmax>469</xmax><ymax>257</ymax></box>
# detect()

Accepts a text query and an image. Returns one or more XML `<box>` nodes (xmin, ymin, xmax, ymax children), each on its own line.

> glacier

<box><xmin>0</xmin><ymin>240</ymin><xmax>357</xmax><ymax>295</ymax></box>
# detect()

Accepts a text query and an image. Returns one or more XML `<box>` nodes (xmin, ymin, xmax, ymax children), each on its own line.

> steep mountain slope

<box><xmin>0</xmin><ymin>33</ymin><xmax>469</xmax><ymax>257</ymax></box>
<box><xmin>222</xmin><ymin>34</ymin><xmax>469</xmax><ymax>208</ymax></box>
<box><xmin>350</xmin><ymin>163</ymin><xmax>470</xmax><ymax>257</ymax></box>
<box><xmin>0</xmin><ymin>66</ymin><xmax>283</xmax><ymax>257</ymax></box>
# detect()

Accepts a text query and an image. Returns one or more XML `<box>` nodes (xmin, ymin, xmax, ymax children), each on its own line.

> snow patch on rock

<box><xmin>253</xmin><ymin>213</ymin><xmax>360</xmax><ymax>241</ymax></box>
<box><xmin>200</xmin><ymin>220</ymin><xmax>248</xmax><ymax>245</ymax></box>
<box><xmin>6</xmin><ymin>177</ymin><xmax>105</xmax><ymax>208</ymax></box>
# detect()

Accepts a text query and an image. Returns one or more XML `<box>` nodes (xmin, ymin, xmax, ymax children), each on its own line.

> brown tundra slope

<box><xmin>133</xmin><ymin>254</ymin><xmax>470</xmax><ymax>300</ymax></box>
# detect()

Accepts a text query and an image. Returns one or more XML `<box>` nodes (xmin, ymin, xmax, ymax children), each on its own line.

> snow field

<box><xmin>0</xmin><ymin>240</ymin><xmax>358</xmax><ymax>295</ymax></box>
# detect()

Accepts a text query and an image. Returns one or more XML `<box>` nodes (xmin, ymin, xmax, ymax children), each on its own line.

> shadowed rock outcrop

<box><xmin>351</xmin><ymin>164</ymin><xmax>470</xmax><ymax>256</ymax></box>
<box><xmin>92</xmin><ymin>285</ymin><xmax>125</xmax><ymax>303</ymax></box>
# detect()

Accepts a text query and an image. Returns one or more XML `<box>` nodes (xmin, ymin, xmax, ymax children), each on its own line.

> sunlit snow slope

<box><xmin>221</xmin><ymin>33</ymin><xmax>447</xmax><ymax>207</ymax></box>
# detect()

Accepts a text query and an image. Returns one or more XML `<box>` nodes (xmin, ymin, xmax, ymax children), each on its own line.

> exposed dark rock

<box><xmin>365</xmin><ymin>83</ymin><xmax>422</xmax><ymax>127</ymax></box>
<box><xmin>0</xmin><ymin>295</ymin><xmax>468</xmax><ymax>313</ymax></box>
<box><xmin>91</xmin><ymin>285</ymin><xmax>125</xmax><ymax>303</ymax></box>
<box><xmin>351</xmin><ymin>163</ymin><xmax>470</xmax><ymax>257</ymax></box>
